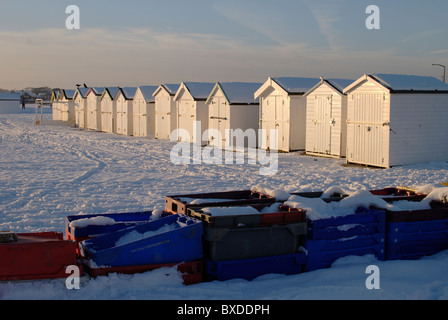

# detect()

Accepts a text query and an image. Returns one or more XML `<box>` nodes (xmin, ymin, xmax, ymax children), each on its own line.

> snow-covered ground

<box><xmin>1</xmin><ymin>109</ymin><xmax>448</xmax><ymax>300</ymax></box>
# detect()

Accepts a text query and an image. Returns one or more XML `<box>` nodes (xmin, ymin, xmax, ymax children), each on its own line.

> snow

<box><xmin>178</xmin><ymin>197</ymin><xmax>246</xmax><ymax>205</ymax></box>
<box><xmin>138</xmin><ymin>86</ymin><xmax>159</xmax><ymax>103</ymax></box>
<box><xmin>422</xmin><ymin>186</ymin><xmax>448</xmax><ymax>203</ymax></box>
<box><xmin>1</xmin><ymin>109</ymin><xmax>448</xmax><ymax>300</ymax></box>
<box><xmin>372</xmin><ymin>74</ymin><xmax>448</xmax><ymax>92</ymax></box>
<box><xmin>161</xmin><ymin>84</ymin><xmax>181</xmax><ymax>95</ymax></box>
<box><xmin>114</xmin><ymin>223</ymin><xmax>179</xmax><ymax>247</ymax></box>
<box><xmin>218</xmin><ymin>82</ymin><xmax>262</xmax><ymax>104</ymax></box>
<box><xmin>321</xmin><ymin>185</ymin><xmax>351</xmax><ymax>198</ymax></box>
<box><xmin>306</xmin><ymin>79</ymin><xmax>355</xmax><ymax>95</ymax></box>
<box><xmin>182</xmin><ymin>202</ymin><xmax>284</xmax><ymax>216</ymax></box>
<box><xmin>183</xmin><ymin>82</ymin><xmax>216</xmax><ymax>100</ymax></box>
<box><xmin>251</xmin><ymin>184</ymin><xmax>291</xmax><ymax>201</ymax></box>
<box><xmin>61</xmin><ymin>89</ymin><xmax>76</xmax><ymax>100</ymax></box>
<box><xmin>69</xmin><ymin>216</ymin><xmax>116</xmax><ymax>229</ymax></box>
<box><xmin>102</xmin><ymin>87</ymin><xmax>120</xmax><ymax>101</ymax></box>
<box><xmin>325</xmin><ymin>79</ymin><xmax>356</xmax><ymax>93</ymax></box>
<box><xmin>260</xmin><ymin>202</ymin><xmax>282</xmax><ymax>213</ymax></box>
<box><xmin>285</xmin><ymin>189</ymin><xmax>438</xmax><ymax>221</ymax></box>
<box><xmin>74</xmin><ymin>87</ymin><xmax>90</xmax><ymax>99</ymax></box>
<box><xmin>200</xmin><ymin>206</ymin><xmax>260</xmax><ymax>216</ymax></box>
<box><xmin>119</xmin><ymin>87</ymin><xmax>138</xmax><ymax>100</ymax></box>
<box><xmin>150</xmin><ymin>209</ymin><xmax>165</xmax><ymax>220</ymax></box>
<box><xmin>272</xmin><ymin>77</ymin><xmax>320</xmax><ymax>94</ymax></box>
<box><xmin>89</xmin><ymin>87</ymin><xmax>106</xmax><ymax>96</ymax></box>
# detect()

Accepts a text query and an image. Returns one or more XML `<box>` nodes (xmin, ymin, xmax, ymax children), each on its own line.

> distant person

<box><xmin>21</xmin><ymin>100</ymin><xmax>25</xmax><ymax>109</ymax></box>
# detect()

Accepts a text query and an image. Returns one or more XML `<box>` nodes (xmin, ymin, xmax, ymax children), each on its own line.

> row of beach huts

<box><xmin>50</xmin><ymin>74</ymin><xmax>448</xmax><ymax>169</ymax></box>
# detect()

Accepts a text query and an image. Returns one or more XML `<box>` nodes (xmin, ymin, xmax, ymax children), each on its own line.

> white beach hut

<box><xmin>206</xmin><ymin>82</ymin><xmax>261</xmax><ymax>148</ymax></box>
<box><xmin>51</xmin><ymin>90</ymin><xmax>62</xmax><ymax>121</ymax></box>
<box><xmin>74</xmin><ymin>87</ymin><xmax>90</xmax><ymax>129</ymax></box>
<box><xmin>174</xmin><ymin>82</ymin><xmax>215</xmax><ymax>144</ymax></box>
<box><xmin>132</xmin><ymin>86</ymin><xmax>158</xmax><ymax>137</ymax></box>
<box><xmin>305</xmin><ymin>78</ymin><xmax>354</xmax><ymax>158</ymax></box>
<box><xmin>254</xmin><ymin>77</ymin><xmax>320</xmax><ymax>152</ymax></box>
<box><xmin>86</xmin><ymin>87</ymin><xmax>105</xmax><ymax>131</ymax></box>
<box><xmin>0</xmin><ymin>93</ymin><xmax>20</xmax><ymax>114</ymax></box>
<box><xmin>59</xmin><ymin>89</ymin><xmax>76</xmax><ymax>126</ymax></box>
<box><xmin>100</xmin><ymin>87</ymin><xmax>120</xmax><ymax>134</ymax></box>
<box><xmin>343</xmin><ymin>74</ymin><xmax>448</xmax><ymax>168</ymax></box>
<box><xmin>153</xmin><ymin>84</ymin><xmax>180</xmax><ymax>140</ymax></box>
<box><xmin>115</xmin><ymin>87</ymin><xmax>138</xmax><ymax>136</ymax></box>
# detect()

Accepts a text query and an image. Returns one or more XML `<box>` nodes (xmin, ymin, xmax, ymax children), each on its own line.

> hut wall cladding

<box><xmin>133</xmin><ymin>86</ymin><xmax>158</xmax><ymax>138</ymax></box>
<box><xmin>74</xmin><ymin>88</ymin><xmax>89</xmax><ymax>129</ymax></box>
<box><xmin>207</xmin><ymin>82</ymin><xmax>260</xmax><ymax>148</ymax></box>
<box><xmin>174</xmin><ymin>82</ymin><xmax>214</xmax><ymax>144</ymax></box>
<box><xmin>100</xmin><ymin>88</ymin><xmax>119</xmax><ymax>134</ymax></box>
<box><xmin>60</xmin><ymin>96</ymin><xmax>75</xmax><ymax>125</ymax></box>
<box><xmin>86</xmin><ymin>89</ymin><xmax>104</xmax><ymax>131</ymax></box>
<box><xmin>115</xmin><ymin>88</ymin><xmax>137</xmax><ymax>136</ymax></box>
<box><xmin>259</xmin><ymin>89</ymin><xmax>306</xmax><ymax>152</ymax></box>
<box><xmin>345</xmin><ymin>74</ymin><xmax>448</xmax><ymax>168</ymax></box>
<box><xmin>305</xmin><ymin>80</ymin><xmax>352</xmax><ymax>158</ymax></box>
<box><xmin>51</xmin><ymin>91</ymin><xmax>61</xmax><ymax>121</ymax></box>
<box><xmin>154</xmin><ymin>84</ymin><xmax>180</xmax><ymax>140</ymax></box>
<box><xmin>388</xmin><ymin>93</ymin><xmax>448</xmax><ymax>166</ymax></box>
<box><xmin>255</xmin><ymin>77</ymin><xmax>320</xmax><ymax>153</ymax></box>
<box><xmin>346</xmin><ymin>91</ymin><xmax>391</xmax><ymax>168</ymax></box>
<box><xmin>154</xmin><ymin>86</ymin><xmax>173</xmax><ymax>140</ymax></box>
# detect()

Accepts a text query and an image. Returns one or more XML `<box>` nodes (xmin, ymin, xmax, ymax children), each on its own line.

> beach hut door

<box><xmin>313</xmin><ymin>95</ymin><xmax>333</xmax><ymax>154</ymax></box>
<box><xmin>349</xmin><ymin>93</ymin><xmax>386</xmax><ymax>166</ymax></box>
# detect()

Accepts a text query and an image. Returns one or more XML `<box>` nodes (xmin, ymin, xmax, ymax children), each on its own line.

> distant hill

<box><xmin>24</xmin><ymin>87</ymin><xmax>57</xmax><ymax>99</ymax></box>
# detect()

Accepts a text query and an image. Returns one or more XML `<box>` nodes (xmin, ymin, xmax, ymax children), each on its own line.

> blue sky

<box><xmin>0</xmin><ymin>0</ymin><xmax>447</xmax><ymax>89</ymax></box>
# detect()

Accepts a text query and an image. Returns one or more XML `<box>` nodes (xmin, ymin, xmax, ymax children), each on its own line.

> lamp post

<box><xmin>432</xmin><ymin>64</ymin><xmax>446</xmax><ymax>83</ymax></box>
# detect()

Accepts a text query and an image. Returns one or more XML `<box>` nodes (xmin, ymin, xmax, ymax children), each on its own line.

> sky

<box><xmin>0</xmin><ymin>0</ymin><xmax>447</xmax><ymax>90</ymax></box>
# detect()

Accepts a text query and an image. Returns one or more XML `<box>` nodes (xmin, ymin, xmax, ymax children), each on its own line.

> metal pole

<box><xmin>35</xmin><ymin>99</ymin><xmax>44</xmax><ymax>125</ymax></box>
<box><xmin>432</xmin><ymin>64</ymin><xmax>446</xmax><ymax>83</ymax></box>
<box><xmin>35</xmin><ymin>100</ymin><xmax>39</xmax><ymax>125</ymax></box>
<box><xmin>40</xmin><ymin>100</ymin><xmax>43</xmax><ymax>124</ymax></box>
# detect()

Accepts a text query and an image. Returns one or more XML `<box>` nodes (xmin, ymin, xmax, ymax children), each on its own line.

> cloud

<box><xmin>0</xmin><ymin>27</ymin><xmax>273</xmax><ymax>88</ymax></box>
<box><xmin>0</xmin><ymin>20</ymin><xmax>443</xmax><ymax>90</ymax></box>
<box><xmin>211</xmin><ymin>2</ymin><xmax>284</xmax><ymax>47</ymax></box>
<box><xmin>301</xmin><ymin>0</ymin><xmax>347</xmax><ymax>52</ymax></box>
<box><xmin>430</xmin><ymin>49</ymin><xmax>448</xmax><ymax>55</ymax></box>
<box><xmin>399</xmin><ymin>29</ymin><xmax>445</xmax><ymax>44</ymax></box>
